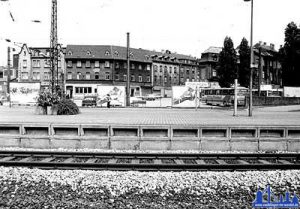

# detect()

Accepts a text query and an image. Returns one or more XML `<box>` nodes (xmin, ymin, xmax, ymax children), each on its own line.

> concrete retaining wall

<box><xmin>0</xmin><ymin>123</ymin><xmax>300</xmax><ymax>151</ymax></box>
<box><xmin>248</xmin><ymin>96</ymin><xmax>300</xmax><ymax>106</ymax></box>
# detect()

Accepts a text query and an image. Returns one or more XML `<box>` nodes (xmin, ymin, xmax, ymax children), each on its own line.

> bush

<box><xmin>37</xmin><ymin>91</ymin><xmax>60</xmax><ymax>107</ymax></box>
<box><xmin>57</xmin><ymin>99</ymin><xmax>79</xmax><ymax>115</ymax></box>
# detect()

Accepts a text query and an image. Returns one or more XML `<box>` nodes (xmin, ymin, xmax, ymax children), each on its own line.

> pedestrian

<box><xmin>106</xmin><ymin>94</ymin><xmax>111</xmax><ymax>108</ymax></box>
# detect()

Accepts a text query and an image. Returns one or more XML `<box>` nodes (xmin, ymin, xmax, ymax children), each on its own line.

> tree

<box><xmin>238</xmin><ymin>38</ymin><xmax>251</xmax><ymax>87</ymax></box>
<box><xmin>217</xmin><ymin>37</ymin><xmax>238</xmax><ymax>87</ymax></box>
<box><xmin>280</xmin><ymin>22</ymin><xmax>300</xmax><ymax>86</ymax></box>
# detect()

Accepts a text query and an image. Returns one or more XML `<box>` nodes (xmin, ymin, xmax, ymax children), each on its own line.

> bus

<box><xmin>201</xmin><ymin>87</ymin><xmax>248</xmax><ymax>106</ymax></box>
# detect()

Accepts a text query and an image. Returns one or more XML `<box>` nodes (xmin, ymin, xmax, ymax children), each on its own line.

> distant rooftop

<box><xmin>203</xmin><ymin>47</ymin><xmax>222</xmax><ymax>54</ymax></box>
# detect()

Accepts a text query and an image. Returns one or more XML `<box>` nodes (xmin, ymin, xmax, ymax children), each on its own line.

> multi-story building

<box><xmin>199</xmin><ymin>47</ymin><xmax>222</xmax><ymax>81</ymax></box>
<box><xmin>200</xmin><ymin>44</ymin><xmax>282</xmax><ymax>88</ymax></box>
<box><xmin>253</xmin><ymin>42</ymin><xmax>282</xmax><ymax>87</ymax></box>
<box><xmin>65</xmin><ymin>45</ymin><xmax>152</xmax><ymax>98</ymax></box>
<box><xmin>151</xmin><ymin>50</ymin><xmax>201</xmax><ymax>96</ymax></box>
<box><xmin>16</xmin><ymin>44</ymin><xmax>66</xmax><ymax>90</ymax></box>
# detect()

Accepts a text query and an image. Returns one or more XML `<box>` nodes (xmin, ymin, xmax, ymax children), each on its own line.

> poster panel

<box><xmin>97</xmin><ymin>85</ymin><xmax>125</xmax><ymax>107</ymax></box>
<box><xmin>10</xmin><ymin>82</ymin><xmax>40</xmax><ymax>105</ymax></box>
<box><xmin>172</xmin><ymin>86</ymin><xmax>196</xmax><ymax>107</ymax></box>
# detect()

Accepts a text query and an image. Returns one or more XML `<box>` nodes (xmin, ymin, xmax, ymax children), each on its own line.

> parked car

<box><xmin>82</xmin><ymin>96</ymin><xmax>97</xmax><ymax>107</ymax></box>
<box><xmin>143</xmin><ymin>94</ymin><xmax>162</xmax><ymax>101</ymax></box>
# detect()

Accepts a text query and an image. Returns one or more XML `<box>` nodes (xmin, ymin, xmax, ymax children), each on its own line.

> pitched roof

<box><xmin>203</xmin><ymin>47</ymin><xmax>222</xmax><ymax>54</ymax></box>
<box><xmin>65</xmin><ymin>45</ymin><xmax>198</xmax><ymax>62</ymax></box>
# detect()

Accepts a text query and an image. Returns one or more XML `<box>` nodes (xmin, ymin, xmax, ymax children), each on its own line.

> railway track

<box><xmin>0</xmin><ymin>150</ymin><xmax>299</xmax><ymax>171</ymax></box>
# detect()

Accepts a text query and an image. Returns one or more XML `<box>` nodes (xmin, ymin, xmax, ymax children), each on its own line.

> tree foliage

<box><xmin>279</xmin><ymin>22</ymin><xmax>300</xmax><ymax>86</ymax></box>
<box><xmin>238</xmin><ymin>38</ymin><xmax>251</xmax><ymax>87</ymax></box>
<box><xmin>217</xmin><ymin>37</ymin><xmax>238</xmax><ymax>87</ymax></box>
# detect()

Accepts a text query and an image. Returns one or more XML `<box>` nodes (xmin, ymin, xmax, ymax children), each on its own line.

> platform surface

<box><xmin>0</xmin><ymin>105</ymin><xmax>300</xmax><ymax>126</ymax></box>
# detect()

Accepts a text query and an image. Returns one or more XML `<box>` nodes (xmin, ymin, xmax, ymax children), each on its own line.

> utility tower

<box><xmin>50</xmin><ymin>0</ymin><xmax>58</xmax><ymax>94</ymax></box>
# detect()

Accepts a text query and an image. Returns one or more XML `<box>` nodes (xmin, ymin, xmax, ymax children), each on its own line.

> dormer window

<box><xmin>68</xmin><ymin>51</ymin><xmax>72</xmax><ymax>56</ymax></box>
<box><xmin>114</xmin><ymin>51</ymin><xmax>119</xmax><ymax>56</ymax></box>
<box><xmin>145</xmin><ymin>55</ymin><xmax>150</xmax><ymax>60</ymax></box>
<box><xmin>129</xmin><ymin>52</ymin><xmax>134</xmax><ymax>58</ymax></box>
<box><xmin>105</xmin><ymin>51</ymin><xmax>110</xmax><ymax>56</ymax></box>
<box><xmin>24</xmin><ymin>51</ymin><xmax>26</xmax><ymax>56</ymax></box>
<box><xmin>86</xmin><ymin>51</ymin><xmax>91</xmax><ymax>56</ymax></box>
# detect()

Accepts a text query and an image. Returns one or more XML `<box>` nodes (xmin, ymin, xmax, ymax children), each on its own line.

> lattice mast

<box><xmin>50</xmin><ymin>0</ymin><xmax>58</xmax><ymax>94</ymax></box>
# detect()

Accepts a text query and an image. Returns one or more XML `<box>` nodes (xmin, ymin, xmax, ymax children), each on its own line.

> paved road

<box><xmin>0</xmin><ymin>105</ymin><xmax>300</xmax><ymax>126</ymax></box>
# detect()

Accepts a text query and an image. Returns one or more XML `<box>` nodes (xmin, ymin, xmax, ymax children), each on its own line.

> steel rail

<box><xmin>0</xmin><ymin>150</ymin><xmax>299</xmax><ymax>171</ymax></box>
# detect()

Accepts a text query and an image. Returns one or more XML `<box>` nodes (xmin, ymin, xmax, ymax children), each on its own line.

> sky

<box><xmin>0</xmin><ymin>0</ymin><xmax>299</xmax><ymax>66</ymax></box>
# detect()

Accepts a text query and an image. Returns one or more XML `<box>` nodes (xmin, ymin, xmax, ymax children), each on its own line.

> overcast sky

<box><xmin>0</xmin><ymin>0</ymin><xmax>299</xmax><ymax>66</ymax></box>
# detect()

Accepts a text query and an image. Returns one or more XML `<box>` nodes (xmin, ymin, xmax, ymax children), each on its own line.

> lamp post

<box><xmin>126</xmin><ymin>32</ymin><xmax>131</xmax><ymax>107</ymax></box>
<box><xmin>244</xmin><ymin>0</ymin><xmax>254</xmax><ymax>116</ymax></box>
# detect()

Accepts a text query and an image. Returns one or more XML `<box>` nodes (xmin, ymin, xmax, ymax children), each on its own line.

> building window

<box><xmin>164</xmin><ymin>76</ymin><xmax>167</xmax><ymax>83</ymax></box>
<box><xmin>131</xmin><ymin>63</ymin><xmax>135</xmax><ymax>69</ymax></box>
<box><xmin>115</xmin><ymin>74</ymin><xmax>119</xmax><ymax>80</ymax></box>
<box><xmin>105</xmin><ymin>61</ymin><xmax>110</xmax><ymax>68</ymax></box>
<box><xmin>159</xmin><ymin>65</ymin><xmax>162</xmax><ymax>73</ymax></box>
<box><xmin>68</xmin><ymin>51</ymin><xmax>72</xmax><ymax>56</ymax></box>
<box><xmin>44</xmin><ymin>72</ymin><xmax>50</xmax><ymax>80</ymax></box>
<box><xmin>114</xmin><ymin>51</ymin><xmax>119</xmax><ymax>56</ymax></box>
<box><xmin>138</xmin><ymin>65</ymin><xmax>142</xmax><ymax>70</ymax></box>
<box><xmin>77</xmin><ymin>61</ymin><xmax>82</xmax><ymax>68</ymax></box>
<box><xmin>154</xmin><ymin>75</ymin><xmax>157</xmax><ymax>82</ymax></box>
<box><xmin>44</xmin><ymin>60</ymin><xmax>50</xmax><ymax>68</ymax></box>
<box><xmin>164</xmin><ymin>66</ymin><xmax>167</xmax><ymax>72</ymax></box>
<box><xmin>67</xmin><ymin>72</ymin><xmax>72</xmax><ymax>80</ymax></box>
<box><xmin>95</xmin><ymin>61</ymin><xmax>100</xmax><ymax>68</ymax></box>
<box><xmin>23</xmin><ymin>60</ymin><xmax>27</xmax><ymax>68</ymax></box>
<box><xmin>33</xmin><ymin>60</ymin><xmax>40</xmax><ymax>68</ymax></box>
<box><xmin>58</xmin><ymin>60</ymin><xmax>61</xmax><ymax>68</ymax></box>
<box><xmin>124</xmin><ymin>74</ymin><xmax>127</xmax><ymax>81</ymax></box>
<box><xmin>174</xmin><ymin>67</ymin><xmax>177</xmax><ymax>72</ymax></box>
<box><xmin>169</xmin><ymin>66</ymin><xmax>172</xmax><ymax>73</ymax></box>
<box><xmin>86</xmin><ymin>51</ymin><xmax>91</xmax><ymax>56</ymax></box>
<box><xmin>115</xmin><ymin>62</ymin><xmax>119</xmax><ymax>69</ymax></box>
<box><xmin>212</xmin><ymin>69</ymin><xmax>217</xmax><ymax>77</ymax></box>
<box><xmin>147</xmin><ymin>64</ymin><xmax>151</xmax><ymax>71</ymax></box>
<box><xmin>105</xmin><ymin>51</ymin><xmax>110</xmax><ymax>56</ymax></box>
<box><xmin>147</xmin><ymin>76</ymin><xmax>150</xmax><ymax>82</ymax></box>
<box><xmin>32</xmin><ymin>72</ymin><xmax>40</xmax><ymax>80</ymax></box>
<box><xmin>139</xmin><ymin>76</ymin><xmax>142</xmax><ymax>82</ymax></box>
<box><xmin>154</xmin><ymin>65</ymin><xmax>158</xmax><ymax>72</ymax></box>
<box><xmin>86</xmin><ymin>72</ymin><xmax>90</xmax><ymax>80</ymax></box>
<box><xmin>186</xmin><ymin>69</ymin><xmax>189</xmax><ymax>74</ymax></box>
<box><xmin>77</xmin><ymin>72</ymin><xmax>81</xmax><ymax>79</ymax></box>
<box><xmin>124</xmin><ymin>63</ymin><xmax>127</xmax><ymax>69</ymax></box>
<box><xmin>131</xmin><ymin>75</ymin><xmax>135</xmax><ymax>81</ymax></box>
<box><xmin>21</xmin><ymin>72</ymin><xmax>28</xmax><ymax>79</ymax></box>
<box><xmin>95</xmin><ymin>72</ymin><xmax>99</xmax><ymax>79</ymax></box>
<box><xmin>24</xmin><ymin>51</ymin><xmax>26</xmax><ymax>56</ymax></box>
<box><xmin>0</xmin><ymin>71</ymin><xmax>3</xmax><ymax>79</ymax></box>
<box><xmin>85</xmin><ymin>61</ymin><xmax>91</xmax><ymax>68</ymax></box>
<box><xmin>67</xmin><ymin>61</ymin><xmax>72</xmax><ymax>67</ymax></box>
<box><xmin>105</xmin><ymin>72</ymin><xmax>110</xmax><ymax>80</ymax></box>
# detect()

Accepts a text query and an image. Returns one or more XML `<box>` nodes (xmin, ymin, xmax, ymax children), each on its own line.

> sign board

<box><xmin>283</xmin><ymin>86</ymin><xmax>300</xmax><ymax>97</ymax></box>
<box><xmin>172</xmin><ymin>86</ymin><xmax>196</xmax><ymax>107</ymax></box>
<box><xmin>10</xmin><ymin>82</ymin><xmax>40</xmax><ymax>105</ymax></box>
<box><xmin>97</xmin><ymin>85</ymin><xmax>126</xmax><ymax>107</ymax></box>
<box><xmin>185</xmin><ymin>81</ymin><xmax>209</xmax><ymax>89</ymax></box>
<box><xmin>260</xmin><ymin>85</ymin><xmax>272</xmax><ymax>91</ymax></box>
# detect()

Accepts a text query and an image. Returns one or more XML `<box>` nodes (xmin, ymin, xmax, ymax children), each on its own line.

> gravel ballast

<box><xmin>0</xmin><ymin>167</ymin><xmax>300</xmax><ymax>208</ymax></box>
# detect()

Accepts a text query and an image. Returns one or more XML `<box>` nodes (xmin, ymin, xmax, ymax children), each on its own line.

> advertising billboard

<box><xmin>172</xmin><ymin>86</ymin><xmax>196</xmax><ymax>107</ymax></box>
<box><xmin>10</xmin><ymin>82</ymin><xmax>40</xmax><ymax>105</ymax></box>
<box><xmin>97</xmin><ymin>85</ymin><xmax>126</xmax><ymax>107</ymax></box>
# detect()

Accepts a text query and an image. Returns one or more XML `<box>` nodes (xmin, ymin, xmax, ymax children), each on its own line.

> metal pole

<box><xmin>7</xmin><ymin>47</ymin><xmax>11</xmax><ymax>108</ymax></box>
<box><xmin>249</xmin><ymin>0</ymin><xmax>254</xmax><ymax>117</ymax></box>
<box><xmin>126</xmin><ymin>32</ymin><xmax>130</xmax><ymax>107</ymax></box>
<box><xmin>233</xmin><ymin>79</ymin><xmax>238</xmax><ymax>116</ymax></box>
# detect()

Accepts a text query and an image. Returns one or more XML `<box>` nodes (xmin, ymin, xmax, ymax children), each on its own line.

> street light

<box><xmin>244</xmin><ymin>0</ymin><xmax>254</xmax><ymax>117</ymax></box>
